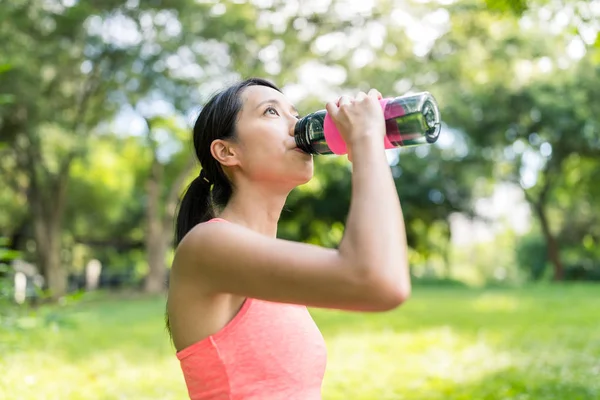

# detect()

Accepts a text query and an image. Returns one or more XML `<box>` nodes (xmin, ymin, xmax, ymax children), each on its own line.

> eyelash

<box><xmin>265</xmin><ymin>106</ymin><xmax>279</xmax><ymax>116</ymax></box>
<box><xmin>264</xmin><ymin>106</ymin><xmax>300</xmax><ymax>120</ymax></box>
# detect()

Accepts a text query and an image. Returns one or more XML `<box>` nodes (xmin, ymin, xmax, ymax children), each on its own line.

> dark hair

<box><xmin>174</xmin><ymin>78</ymin><xmax>281</xmax><ymax>245</ymax></box>
<box><xmin>167</xmin><ymin>78</ymin><xmax>281</xmax><ymax>341</ymax></box>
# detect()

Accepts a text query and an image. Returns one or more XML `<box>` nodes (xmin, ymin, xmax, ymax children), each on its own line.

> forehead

<box><xmin>240</xmin><ymin>85</ymin><xmax>293</xmax><ymax>109</ymax></box>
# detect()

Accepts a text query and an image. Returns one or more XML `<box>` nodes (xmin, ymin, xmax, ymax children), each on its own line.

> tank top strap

<box><xmin>206</xmin><ymin>217</ymin><xmax>229</xmax><ymax>224</ymax></box>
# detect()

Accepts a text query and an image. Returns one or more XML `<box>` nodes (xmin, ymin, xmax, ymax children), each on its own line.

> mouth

<box><xmin>293</xmin><ymin>147</ymin><xmax>311</xmax><ymax>155</ymax></box>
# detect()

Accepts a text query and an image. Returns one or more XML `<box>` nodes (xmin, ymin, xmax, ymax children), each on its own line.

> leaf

<box><xmin>0</xmin><ymin>64</ymin><xmax>13</xmax><ymax>74</ymax></box>
<box><xmin>485</xmin><ymin>0</ymin><xmax>528</xmax><ymax>15</ymax></box>
<box><xmin>0</xmin><ymin>94</ymin><xmax>15</xmax><ymax>105</ymax></box>
<box><xmin>0</xmin><ymin>249</ymin><xmax>21</xmax><ymax>260</ymax></box>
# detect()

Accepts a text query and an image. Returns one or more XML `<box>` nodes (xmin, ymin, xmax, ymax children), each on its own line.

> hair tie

<box><xmin>199</xmin><ymin>169</ymin><xmax>211</xmax><ymax>186</ymax></box>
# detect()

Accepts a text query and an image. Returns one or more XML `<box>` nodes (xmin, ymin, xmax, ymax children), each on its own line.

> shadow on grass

<box><xmin>316</xmin><ymin>284</ymin><xmax>600</xmax><ymax>400</ymax></box>
<box><xmin>323</xmin><ymin>358</ymin><xmax>598</xmax><ymax>399</ymax></box>
<box><xmin>420</xmin><ymin>366</ymin><xmax>599</xmax><ymax>400</ymax></box>
<box><xmin>1</xmin><ymin>292</ymin><xmax>175</xmax><ymax>363</ymax></box>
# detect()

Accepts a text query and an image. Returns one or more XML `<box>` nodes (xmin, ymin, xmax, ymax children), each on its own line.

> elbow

<box><xmin>378</xmin><ymin>282</ymin><xmax>411</xmax><ymax>311</ymax></box>
<box><xmin>360</xmin><ymin>269</ymin><xmax>412</xmax><ymax>311</ymax></box>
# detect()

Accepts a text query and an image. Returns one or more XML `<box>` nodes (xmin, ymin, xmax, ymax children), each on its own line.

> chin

<box><xmin>287</xmin><ymin>169</ymin><xmax>313</xmax><ymax>189</ymax></box>
<box><xmin>297</xmin><ymin>174</ymin><xmax>313</xmax><ymax>186</ymax></box>
<box><xmin>297</xmin><ymin>164</ymin><xmax>314</xmax><ymax>183</ymax></box>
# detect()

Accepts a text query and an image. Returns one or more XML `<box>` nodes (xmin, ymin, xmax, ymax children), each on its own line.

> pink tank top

<box><xmin>176</xmin><ymin>218</ymin><xmax>328</xmax><ymax>399</ymax></box>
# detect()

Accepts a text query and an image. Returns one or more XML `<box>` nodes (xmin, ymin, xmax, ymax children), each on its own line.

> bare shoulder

<box><xmin>168</xmin><ymin>225</ymin><xmax>246</xmax><ymax>350</ymax></box>
<box><xmin>174</xmin><ymin>220</ymin><xmax>266</xmax><ymax>271</ymax></box>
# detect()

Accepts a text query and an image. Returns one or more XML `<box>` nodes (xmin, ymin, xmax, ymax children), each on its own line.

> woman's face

<box><xmin>229</xmin><ymin>85</ymin><xmax>314</xmax><ymax>188</ymax></box>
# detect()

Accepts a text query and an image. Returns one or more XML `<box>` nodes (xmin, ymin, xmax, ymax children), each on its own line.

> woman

<box><xmin>167</xmin><ymin>77</ymin><xmax>411</xmax><ymax>399</ymax></box>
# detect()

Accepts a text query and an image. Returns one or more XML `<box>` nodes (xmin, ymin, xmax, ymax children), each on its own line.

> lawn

<box><xmin>1</xmin><ymin>284</ymin><xmax>599</xmax><ymax>399</ymax></box>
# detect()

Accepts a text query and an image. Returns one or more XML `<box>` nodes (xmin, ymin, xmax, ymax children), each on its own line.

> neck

<box><xmin>218</xmin><ymin>181</ymin><xmax>291</xmax><ymax>238</ymax></box>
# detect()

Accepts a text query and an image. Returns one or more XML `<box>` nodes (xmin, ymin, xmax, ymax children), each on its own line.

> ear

<box><xmin>210</xmin><ymin>139</ymin><xmax>240</xmax><ymax>167</ymax></box>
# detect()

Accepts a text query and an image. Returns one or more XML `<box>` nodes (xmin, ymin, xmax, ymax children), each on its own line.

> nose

<box><xmin>288</xmin><ymin>115</ymin><xmax>299</xmax><ymax>137</ymax></box>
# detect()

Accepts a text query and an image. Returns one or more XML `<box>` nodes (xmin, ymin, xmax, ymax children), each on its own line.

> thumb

<box><xmin>325</xmin><ymin>101</ymin><xmax>338</xmax><ymax>118</ymax></box>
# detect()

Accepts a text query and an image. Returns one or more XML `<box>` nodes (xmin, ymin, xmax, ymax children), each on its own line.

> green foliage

<box><xmin>0</xmin><ymin>240</ymin><xmax>20</xmax><ymax>262</ymax></box>
<box><xmin>515</xmin><ymin>232</ymin><xmax>548</xmax><ymax>280</ymax></box>
<box><xmin>449</xmin><ymin>226</ymin><xmax>526</xmax><ymax>286</ymax></box>
<box><xmin>411</xmin><ymin>276</ymin><xmax>469</xmax><ymax>288</ymax></box>
<box><xmin>422</xmin><ymin>0</ymin><xmax>599</xmax><ymax>280</ymax></box>
<box><xmin>0</xmin><ymin>238</ymin><xmax>21</xmax><ymax>330</ymax></box>
<box><xmin>66</xmin><ymin>135</ymin><xmax>149</xmax><ymax>244</ymax></box>
<box><xmin>485</xmin><ymin>0</ymin><xmax>529</xmax><ymax>15</ymax></box>
<box><xmin>0</xmin><ymin>63</ymin><xmax>14</xmax><ymax>106</ymax></box>
<box><xmin>0</xmin><ymin>0</ymin><xmax>598</xmax><ymax>293</ymax></box>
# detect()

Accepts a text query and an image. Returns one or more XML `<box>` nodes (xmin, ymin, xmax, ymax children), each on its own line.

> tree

<box><xmin>425</xmin><ymin>1</ymin><xmax>600</xmax><ymax>280</ymax></box>
<box><xmin>0</xmin><ymin>1</ymin><xmax>137</xmax><ymax>298</ymax></box>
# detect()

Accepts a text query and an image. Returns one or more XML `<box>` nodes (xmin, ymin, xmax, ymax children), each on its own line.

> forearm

<box><xmin>338</xmin><ymin>137</ymin><xmax>410</xmax><ymax>291</ymax></box>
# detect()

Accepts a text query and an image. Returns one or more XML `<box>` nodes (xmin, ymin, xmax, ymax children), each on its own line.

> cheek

<box><xmin>248</xmin><ymin>140</ymin><xmax>286</xmax><ymax>164</ymax></box>
<box><xmin>240</xmin><ymin>124</ymin><xmax>286</xmax><ymax>154</ymax></box>
<box><xmin>236</xmin><ymin>122</ymin><xmax>292</xmax><ymax>176</ymax></box>
<box><xmin>241</xmin><ymin>140</ymin><xmax>287</xmax><ymax>174</ymax></box>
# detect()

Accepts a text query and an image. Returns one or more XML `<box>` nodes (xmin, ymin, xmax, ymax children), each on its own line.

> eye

<box><xmin>294</xmin><ymin>115</ymin><xmax>301</xmax><ymax>120</ymax></box>
<box><xmin>264</xmin><ymin>106</ymin><xmax>279</xmax><ymax>116</ymax></box>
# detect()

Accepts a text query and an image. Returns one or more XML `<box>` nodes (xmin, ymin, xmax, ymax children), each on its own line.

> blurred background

<box><xmin>1</xmin><ymin>0</ymin><xmax>599</xmax><ymax>399</ymax></box>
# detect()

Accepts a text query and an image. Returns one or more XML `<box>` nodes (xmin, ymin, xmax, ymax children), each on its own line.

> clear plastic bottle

<box><xmin>294</xmin><ymin>92</ymin><xmax>441</xmax><ymax>155</ymax></box>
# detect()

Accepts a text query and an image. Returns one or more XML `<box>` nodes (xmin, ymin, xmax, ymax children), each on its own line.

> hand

<box><xmin>325</xmin><ymin>88</ymin><xmax>385</xmax><ymax>161</ymax></box>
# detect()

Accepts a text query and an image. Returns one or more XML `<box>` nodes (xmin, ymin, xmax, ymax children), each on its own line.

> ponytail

<box><xmin>174</xmin><ymin>169</ymin><xmax>234</xmax><ymax>246</ymax></box>
<box><xmin>168</xmin><ymin>169</ymin><xmax>232</xmax><ymax>340</ymax></box>
<box><xmin>174</xmin><ymin>174</ymin><xmax>213</xmax><ymax>246</ymax></box>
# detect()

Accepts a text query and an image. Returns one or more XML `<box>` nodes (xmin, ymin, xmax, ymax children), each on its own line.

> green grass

<box><xmin>1</xmin><ymin>284</ymin><xmax>599</xmax><ymax>399</ymax></box>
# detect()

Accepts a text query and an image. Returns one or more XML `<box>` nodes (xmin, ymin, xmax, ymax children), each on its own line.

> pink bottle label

<box><xmin>323</xmin><ymin>98</ymin><xmax>404</xmax><ymax>155</ymax></box>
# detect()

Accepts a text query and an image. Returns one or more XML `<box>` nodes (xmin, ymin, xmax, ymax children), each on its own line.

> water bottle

<box><xmin>294</xmin><ymin>92</ymin><xmax>441</xmax><ymax>155</ymax></box>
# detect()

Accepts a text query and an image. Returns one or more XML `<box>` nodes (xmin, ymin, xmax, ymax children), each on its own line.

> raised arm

<box><xmin>174</xmin><ymin>90</ymin><xmax>410</xmax><ymax>312</ymax></box>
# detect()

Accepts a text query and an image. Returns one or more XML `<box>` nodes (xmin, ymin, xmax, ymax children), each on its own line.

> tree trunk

<box><xmin>24</xmin><ymin>138</ymin><xmax>71</xmax><ymax>299</ymax></box>
<box><xmin>444</xmin><ymin>222</ymin><xmax>452</xmax><ymax>279</ymax></box>
<box><xmin>43</xmin><ymin>236</ymin><xmax>67</xmax><ymax>297</ymax></box>
<box><xmin>522</xmin><ymin>154</ymin><xmax>564</xmax><ymax>282</ymax></box>
<box><xmin>32</xmin><ymin>191</ymin><xmax>68</xmax><ymax>299</ymax></box>
<box><xmin>144</xmin><ymin>157</ymin><xmax>166</xmax><ymax>293</ymax></box>
<box><xmin>533</xmin><ymin>202</ymin><xmax>564</xmax><ymax>281</ymax></box>
<box><xmin>144</xmin><ymin>230</ymin><xmax>169</xmax><ymax>293</ymax></box>
<box><xmin>143</xmin><ymin>152</ymin><xmax>196</xmax><ymax>293</ymax></box>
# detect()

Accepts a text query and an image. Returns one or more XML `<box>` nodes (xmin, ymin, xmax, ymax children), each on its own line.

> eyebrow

<box><xmin>255</xmin><ymin>99</ymin><xmax>299</xmax><ymax>115</ymax></box>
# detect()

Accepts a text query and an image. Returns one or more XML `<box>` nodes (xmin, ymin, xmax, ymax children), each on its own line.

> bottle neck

<box><xmin>294</xmin><ymin>113</ymin><xmax>314</xmax><ymax>153</ymax></box>
<box><xmin>294</xmin><ymin>110</ymin><xmax>332</xmax><ymax>154</ymax></box>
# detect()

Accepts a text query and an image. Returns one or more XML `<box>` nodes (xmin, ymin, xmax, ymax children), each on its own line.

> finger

<box><xmin>355</xmin><ymin>91</ymin><xmax>368</xmax><ymax>101</ymax></box>
<box><xmin>338</xmin><ymin>95</ymin><xmax>352</xmax><ymax>107</ymax></box>
<box><xmin>325</xmin><ymin>101</ymin><xmax>338</xmax><ymax>116</ymax></box>
<box><xmin>368</xmin><ymin>88</ymin><xmax>383</xmax><ymax>100</ymax></box>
